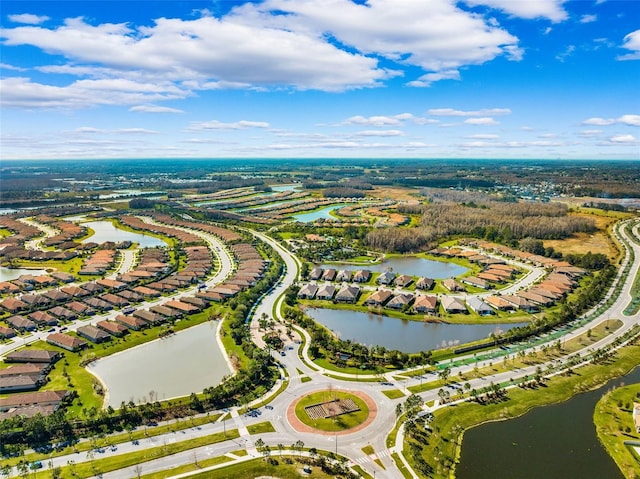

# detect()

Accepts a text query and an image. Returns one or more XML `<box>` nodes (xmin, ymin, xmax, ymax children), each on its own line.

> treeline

<box><xmin>322</xmin><ymin>187</ymin><xmax>366</xmax><ymax>198</ymax></box>
<box><xmin>366</xmin><ymin>201</ymin><xmax>595</xmax><ymax>253</ymax></box>
<box><xmin>583</xmin><ymin>201</ymin><xmax>628</xmax><ymax>212</ymax></box>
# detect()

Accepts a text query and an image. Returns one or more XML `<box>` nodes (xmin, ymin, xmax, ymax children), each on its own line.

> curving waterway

<box><xmin>456</xmin><ymin>367</ymin><xmax>640</xmax><ymax>479</ymax></box>
<box><xmin>88</xmin><ymin>321</ymin><xmax>231</xmax><ymax>407</ymax></box>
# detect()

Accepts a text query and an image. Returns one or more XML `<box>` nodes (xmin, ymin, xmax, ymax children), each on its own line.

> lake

<box><xmin>81</xmin><ymin>221</ymin><xmax>167</xmax><ymax>247</ymax></box>
<box><xmin>291</xmin><ymin>205</ymin><xmax>341</xmax><ymax>222</ymax></box>
<box><xmin>306</xmin><ymin>308</ymin><xmax>527</xmax><ymax>353</ymax></box>
<box><xmin>0</xmin><ymin>267</ymin><xmax>49</xmax><ymax>281</ymax></box>
<box><xmin>456</xmin><ymin>367</ymin><xmax>640</xmax><ymax>479</ymax></box>
<box><xmin>87</xmin><ymin>321</ymin><xmax>231</xmax><ymax>406</ymax></box>
<box><xmin>321</xmin><ymin>256</ymin><xmax>468</xmax><ymax>279</ymax></box>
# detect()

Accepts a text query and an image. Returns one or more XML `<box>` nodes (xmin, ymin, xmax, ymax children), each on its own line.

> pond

<box><xmin>97</xmin><ymin>189</ymin><xmax>164</xmax><ymax>199</ymax></box>
<box><xmin>87</xmin><ymin>321</ymin><xmax>231</xmax><ymax>406</ymax></box>
<box><xmin>81</xmin><ymin>221</ymin><xmax>167</xmax><ymax>247</ymax></box>
<box><xmin>456</xmin><ymin>366</ymin><xmax>640</xmax><ymax>479</ymax></box>
<box><xmin>321</xmin><ymin>256</ymin><xmax>468</xmax><ymax>279</ymax></box>
<box><xmin>0</xmin><ymin>267</ymin><xmax>49</xmax><ymax>281</ymax></box>
<box><xmin>291</xmin><ymin>205</ymin><xmax>342</xmax><ymax>222</ymax></box>
<box><xmin>306</xmin><ymin>308</ymin><xmax>527</xmax><ymax>353</ymax></box>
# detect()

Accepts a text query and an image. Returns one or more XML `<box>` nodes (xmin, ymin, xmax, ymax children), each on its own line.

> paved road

<box><xmin>6</xmin><ymin>218</ymin><xmax>639</xmax><ymax>479</ymax></box>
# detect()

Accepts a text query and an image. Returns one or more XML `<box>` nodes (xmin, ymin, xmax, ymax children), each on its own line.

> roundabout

<box><xmin>287</xmin><ymin>388</ymin><xmax>378</xmax><ymax>435</ymax></box>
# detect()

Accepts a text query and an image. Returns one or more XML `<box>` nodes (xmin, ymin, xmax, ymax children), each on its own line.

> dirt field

<box><xmin>543</xmin><ymin>212</ymin><xmax>619</xmax><ymax>260</ymax></box>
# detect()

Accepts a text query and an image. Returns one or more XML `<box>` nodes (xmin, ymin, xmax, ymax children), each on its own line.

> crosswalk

<box><xmin>352</xmin><ymin>448</ymin><xmax>393</xmax><ymax>465</ymax></box>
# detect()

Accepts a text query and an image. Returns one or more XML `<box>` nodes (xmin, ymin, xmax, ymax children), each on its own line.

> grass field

<box><xmin>382</xmin><ymin>389</ymin><xmax>406</xmax><ymax>399</ymax></box>
<box><xmin>543</xmin><ymin>210</ymin><xmax>622</xmax><ymax>260</ymax></box>
<box><xmin>294</xmin><ymin>390</ymin><xmax>369</xmax><ymax>432</ymax></box>
<box><xmin>594</xmin><ymin>382</ymin><xmax>640</xmax><ymax>479</ymax></box>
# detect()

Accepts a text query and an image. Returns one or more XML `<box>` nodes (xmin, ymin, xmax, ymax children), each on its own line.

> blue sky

<box><xmin>1</xmin><ymin>0</ymin><xmax>639</xmax><ymax>160</ymax></box>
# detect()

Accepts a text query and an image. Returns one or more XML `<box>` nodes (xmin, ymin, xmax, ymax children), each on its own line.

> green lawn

<box><xmin>594</xmin><ymin>382</ymin><xmax>640</xmax><ymax>479</ymax></box>
<box><xmin>382</xmin><ymin>389</ymin><xmax>406</xmax><ymax>399</ymax></box>
<box><xmin>186</xmin><ymin>456</ymin><xmax>347</xmax><ymax>479</ymax></box>
<box><xmin>247</xmin><ymin>421</ymin><xmax>276</xmax><ymax>435</ymax></box>
<box><xmin>294</xmin><ymin>390</ymin><xmax>369</xmax><ymax>432</ymax></box>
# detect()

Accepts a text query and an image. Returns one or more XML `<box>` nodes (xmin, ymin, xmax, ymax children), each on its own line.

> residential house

<box><xmin>0</xmin><ymin>297</ymin><xmax>28</xmax><ymax>313</ymax></box>
<box><xmin>352</xmin><ymin>270</ymin><xmax>371</xmax><ymax>283</ymax></box>
<box><xmin>335</xmin><ymin>270</ymin><xmax>352</xmax><ymax>282</ymax></box>
<box><xmin>77</xmin><ymin>325</ymin><xmax>111</xmax><ymax>343</ymax></box>
<box><xmin>5</xmin><ymin>349</ymin><xmax>61</xmax><ymax>364</ymax></box>
<box><xmin>115</xmin><ymin>314</ymin><xmax>147</xmax><ymax>331</ymax></box>
<box><xmin>394</xmin><ymin>275</ymin><xmax>414</xmax><ymax>288</ymax></box>
<box><xmin>5</xmin><ymin>315</ymin><xmax>36</xmax><ymax>331</ymax></box>
<box><xmin>309</xmin><ymin>267</ymin><xmax>323</xmax><ymax>280</ymax></box>
<box><xmin>0</xmin><ymin>326</ymin><xmax>17</xmax><ymax>339</ymax></box>
<box><xmin>442</xmin><ymin>279</ymin><xmax>465</xmax><ymax>292</ymax></box>
<box><xmin>413</xmin><ymin>295</ymin><xmax>438</xmax><ymax>314</ymax></box>
<box><xmin>335</xmin><ymin>285</ymin><xmax>361</xmax><ymax>303</ymax></box>
<box><xmin>441</xmin><ymin>296</ymin><xmax>467</xmax><ymax>314</ymax></box>
<box><xmin>47</xmin><ymin>306</ymin><xmax>77</xmax><ymax>321</ymax></box>
<box><xmin>316</xmin><ymin>284</ymin><xmax>336</xmax><ymax>300</ymax></box>
<box><xmin>415</xmin><ymin>277</ymin><xmax>435</xmax><ymax>290</ymax></box>
<box><xmin>46</xmin><ymin>333</ymin><xmax>87</xmax><ymax>352</ymax></box>
<box><xmin>466</xmin><ymin>296</ymin><xmax>494</xmax><ymax>316</ymax></box>
<box><xmin>376</xmin><ymin>270</ymin><xmax>396</xmax><ymax>285</ymax></box>
<box><xmin>364</xmin><ymin>289</ymin><xmax>393</xmax><ymax>307</ymax></box>
<box><xmin>485</xmin><ymin>295</ymin><xmax>514</xmax><ymax>311</ymax></box>
<box><xmin>297</xmin><ymin>283</ymin><xmax>319</xmax><ymax>300</ymax></box>
<box><xmin>386</xmin><ymin>293</ymin><xmax>415</xmax><ymax>310</ymax></box>
<box><xmin>0</xmin><ymin>375</ymin><xmax>42</xmax><ymax>394</ymax></box>
<box><xmin>164</xmin><ymin>300</ymin><xmax>200</xmax><ymax>314</ymax></box>
<box><xmin>502</xmin><ymin>295</ymin><xmax>539</xmax><ymax>312</ymax></box>
<box><xmin>322</xmin><ymin>268</ymin><xmax>337</xmax><ymax>281</ymax></box>
<box><xmin>27</xmin><ymin>311</ymin><xmax>58</xmax><ymax>327</ymax></box>
<box><xmin>96</xmin><ymin>320</ymin><xmax>128</xmax><ymax>337</ymax></box>
<box><xmin>0</xmin><ymin>390</ymin><xmax>69</xmax><ymax>413</ymax></box>
<box><xmin>461</xmin><ymin>276</ymin><xmax>490</xmax><ymax>290</ymax></box>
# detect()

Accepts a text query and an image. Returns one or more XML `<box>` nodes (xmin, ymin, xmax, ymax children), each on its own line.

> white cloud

<box><xmin>187</xmin><ymin>120</ymin><xmax>270</xmax><ymax>131</ymax></box>
<box><xmin>463</xmin><ymin>0</ymin><xmax>568</xmax><ymax>22</ymax></box>
<box><xmin>0</xmin><ymin>63</ymin><xmax>26</xmax><ymax>71</ymax></box>
<box><xmin>467</xmin><ymin>134</ymin><xmax>500</xmax><ymax>139</ymax></box>
<box><xmin>70</xmin><ymin>126</ymin><xmax>158</xmax><ymax>135</ymax></box>
<box><xmin>0</xmin><ymin>76</ymin><xmax>187</xmax><ymax>108</ymax></box>
<box><xmin>582</xmin><ymin>117</ymin><xmax>616</xmax><ymax>126</ymax></box>
<box><xmin>618</xmin><ymin>114</ymin><xmax>640</xmax><ymax>126</ymax></box>
<box><xmin>129</xmin><ymin>104</ymin><xmax>184</xmax><ymax>114</ymax></box>
<box><xmin>579</xmin><ymin>14</ymin><xmax>597</xmax><ymax>24</ymax></box>
<box><xmin>461</xmin><ymin>140</ymin><xmax>563</xmax><ymax>148</ymax></box>
<box><xmin>407</xmin><ymin>70</ymin><xmax>460</xmax><ymax>88</ymax></box>
<box><xmin>352</xmin><ymin>130</ymin><xmax>405</xmax><ymax>137</ymax></box>
<box><xmin>428</xmin><ymin>107</ymin><xmax>511</xmax><ymax>116</ymax></box>
<box><xmin>464</xmin><ymin>117</ymin><xmax>499</xmax><ymax>125</ymax></box>
<box><xmin>609</xmin><ymin>134</ymin><xmax>637</xmax><ymax>143</ymax></box>
<box><xmin>7</xmin><ymin>13</ymin><xmax>50</xmax><ymax>25</ymax></box>
<box><xmin>618</xmin><ymin>30</ymin><xmax>640</xmax><ymax>61</ymax></box>
<box><xmin>578</xmin><ymin>130</ymin><xmax>602</xmax><ymax>137</ymax></box>
<box><xmin>581</xmin><ymin>115</ymin><xmax>640</xmax><ymax>127</ymax></box>
<box><xmin>338</xmin><ymin>113</ymin><xmax>438</xmax><ymax>127</ymax></box>
<box><xmin>556</xmin><ymin>45</ymin><xmax>575</xmax><ymax>62</ymax></box>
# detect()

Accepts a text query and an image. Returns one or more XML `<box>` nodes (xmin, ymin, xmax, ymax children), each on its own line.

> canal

<box><xmin>456</xmin><ymin>366</ymin><xmax>640</xmax><ymax>479</ymax></box>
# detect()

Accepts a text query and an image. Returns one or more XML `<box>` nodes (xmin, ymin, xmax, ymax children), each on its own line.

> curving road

<box><xmin>5</xmin><ymin>218</ymin><xmax>639</xmax><ymax>479</ymax></box>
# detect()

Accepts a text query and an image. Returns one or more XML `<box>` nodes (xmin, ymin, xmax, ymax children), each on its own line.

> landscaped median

<box><xmin>29</xmin><ymin>429</ymin><xmax>240</xmax><ymax>479</ymax></box>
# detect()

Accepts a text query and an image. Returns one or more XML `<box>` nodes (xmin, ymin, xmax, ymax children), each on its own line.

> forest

<box><xmin>366</xmin><ymin>201</ymin><xmax>595</xmax><ymax>253</ymax></box>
